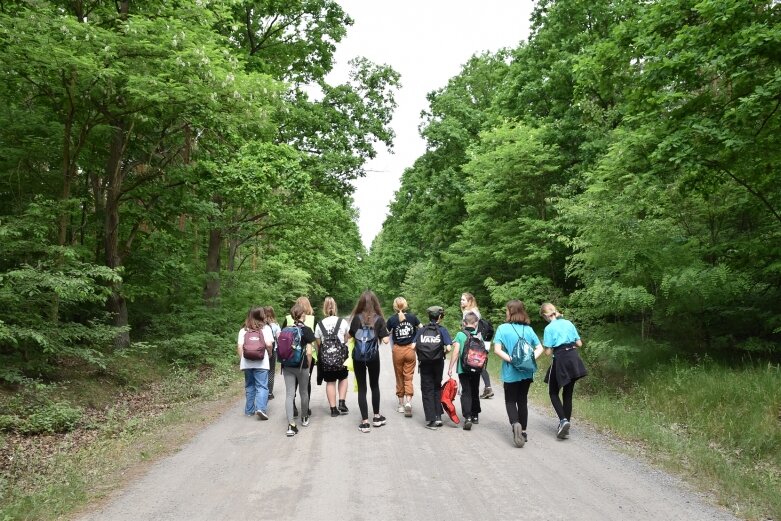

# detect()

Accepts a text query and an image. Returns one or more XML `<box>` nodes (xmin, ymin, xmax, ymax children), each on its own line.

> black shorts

<box><xmin>322</xmin><ymin>367</ymin><xmax>348</xmax><ymax>382</ymax></box>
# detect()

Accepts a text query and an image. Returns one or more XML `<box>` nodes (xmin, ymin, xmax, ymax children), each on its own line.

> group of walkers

<box><xmin>236</xmin><ymin>291</ymin><xmax>587</xmax><ymax>447</ymax></box>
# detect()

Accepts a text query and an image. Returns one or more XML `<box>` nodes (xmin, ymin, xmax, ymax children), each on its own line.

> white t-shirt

<box><xmin>237</xmin><ymin>325</ymin><xmax>274</xmax><ymax>370</ymax></box>
<box><xmin>314</xmin><ymin>316</ymin><xmax>349</xmax><ymax>343</ymax></box>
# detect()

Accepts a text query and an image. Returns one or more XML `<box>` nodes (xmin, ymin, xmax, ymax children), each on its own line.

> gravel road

<box><xmin>78</xmin><ymin>347</ymin><xmax>737</xmax><ymax>521</ymax></box>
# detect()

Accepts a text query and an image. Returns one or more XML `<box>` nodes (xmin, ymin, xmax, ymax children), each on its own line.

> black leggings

<box><xmin>504</xmin><ymin>379</ymin><xmax>532</xmax><ymax>429</ymax></box>
<box><xmin>548</xmin><ymin>361</ymin><xmax>575</xmax><ymax>420</ymax></box>
<box><xmin>354</xmin><ymin>356</ymin><xmax>381</xmax><ymax>420</ymax></box>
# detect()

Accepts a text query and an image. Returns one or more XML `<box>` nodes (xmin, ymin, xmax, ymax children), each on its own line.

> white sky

<box><xmin>328</xmin><ymin>1</ymin><xmax>534</xmax><ymax>248</ymax></box>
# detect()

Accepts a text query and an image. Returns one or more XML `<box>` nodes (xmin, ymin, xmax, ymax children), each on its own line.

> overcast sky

<box><xmin>328</xmin><ymin>1</ymin><xmax>534</xmax><ymax>248</ymax></box>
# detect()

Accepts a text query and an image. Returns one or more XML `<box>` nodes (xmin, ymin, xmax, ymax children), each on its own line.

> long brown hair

<box><xmin>244</xmin><ymin>307</ymin><xmax>266</xmax><ymax>330</ymax></box>
<box><xmin>351</xmin><ymin>290</ymin><xmax>384</xmax><ymax>325</ymax></box>
<box><xmin>461</xmin><ymin>292</ymin><xmax>477</xmax><ymax>312</ymax></box>
<box><xmin>506</xmin><ymin>300</ymin><xmax>530</xmax><ymax>325</ymax></box>
<box><xmin>296</xmin><ymin>296</ymin><xmax>314</xmax><ymax>315</ymax></box>
<box><xmin>263</xmin><ymin>306</ymin><xmax>277</xmax><ymax>324</ymax></box>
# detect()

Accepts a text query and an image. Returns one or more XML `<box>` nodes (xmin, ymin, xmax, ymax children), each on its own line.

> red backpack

<box><xmin>242</xmin><ymin>328</ymin><xmax>267</xmax><ymax>361</ymax></box>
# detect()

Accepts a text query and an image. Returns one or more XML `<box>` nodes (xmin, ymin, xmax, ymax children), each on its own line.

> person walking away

<box><xmin>347</xmin><ymin>290</ymin><xmax>390</xmax><ymax>433</ymax></box>
<box><xmin>284</xmin><ymin>296</ymin><xmax>316</xmax><ymax>417</ymax></box>
<box><xmin>540</xmin><ymin>303</ymin><xmax>587</xmax><ymax>439</ymax></box>
<box><xmin>492</xmin><ymin>300</ymin><xmax>544</xmax><ymax>447</ymax></box>
<box><xmin>237</xmin><ymin>307</ymin><xmax>275</xmax><ymax>419</ymax></box>
<box><xmin>415</xmin><ymin>306</ymin><xmax>452</xmax><ymax>430</ymax></box>
<box><xmin>315</xmin><ymin>297</ymin><xmax>350</xmax><ymax>417</ymax></box>
<box><xmin>280</xmin><ymin>303</ymin><xmax>316</xmax><ymax>436</ymax></box>
<box><xmin>386</xmin><ymin>297</ymin><xmax>420</xmax><ymax>417</ymax></box>
<box><xmin>448</xmin><ymin>311</ymin><xmax>485</xmax><ymax>430</ymax></box>
<box><xmin>264</xmin><ymin>306</ymin><xmax>281</xmax><ymax>400</ymax></box>
<box><xmin>461</xmin><ymin>292</ymin><xmax>494</xmax><ymax>399</ymax></box>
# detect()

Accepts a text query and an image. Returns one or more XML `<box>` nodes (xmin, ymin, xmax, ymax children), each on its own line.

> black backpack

<box><xmin>416</xmin><ymin>323</ymin><xmax>444</xmax><ymax>362</ymax></box>
<box><xmin>460</xmin><ymin>329</ymin><xmax>488</xmax><ymax>373</ymax></box>
<box><xmin>477</xmin><ymin>318</ymin><xmax>495</xmax><ymax>342</ymax></box>
<box><xmin>318</xmin><ymin>318</ymin><xmax>348</xmax><ymax>372</ymax></box>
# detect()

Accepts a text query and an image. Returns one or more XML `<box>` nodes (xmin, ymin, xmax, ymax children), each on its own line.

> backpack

<box><xmin>242</xmin><ymin>328</ymin><xmax>267</xmax><ymax>361</ymax></box>
<box><xmin>460</xmin><ymin>329</ymin><xmax>488</xmax><ymax>373</ymax></box>
<box><xmin>353</xmin><ymin>314</ymin><xmax>380</xmax><ymax>362</ymax></box>
<box><xmin>510</xmin><ymin>324</ymin><xmax>537</xmax><ymax>373</ymax></box>
<box><xmin>416</xmin><ymin>323</ymin><xmax>444</xmax><ymax>362</ymax></box>
<box><xmin>477</xmin><ymin>318</ymin><xmax>495</xmax><ymax>342</ymax></box>
<box><xmin>277</xmin><ymin>324</ymin><xmax>304</xmax><ymax>367</ymax></box>
<box><xmin>318</xmin><ymin>318</ymin><xmax>348</xmax><ymax>371</ymax></box>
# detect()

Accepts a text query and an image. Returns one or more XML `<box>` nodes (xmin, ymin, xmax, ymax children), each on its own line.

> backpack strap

<box><xmin>335</xmin><ymin>317</ymin><xmax>343</xmax><ymax>339</ymax></box>
<box><xmin>317</xmin><ymin>320</ymin><xmax>328</xmax><ymax>339</ymax></box>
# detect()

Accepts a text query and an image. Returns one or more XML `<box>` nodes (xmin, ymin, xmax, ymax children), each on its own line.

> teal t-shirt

<box><xmin>493</xmin><ymin>323</ymin><xmax>540</xmax><ymax>383</ymax></box>
<box><xmin>542</xmin><ymin>318</ymin><xmax>580</xmax><ymax>350</ymax></box>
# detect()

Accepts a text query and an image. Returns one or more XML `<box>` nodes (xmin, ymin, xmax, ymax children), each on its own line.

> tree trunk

<box><xmin>228</xmin><ymin>238</ymin><xmax>240</xmax><ymax>272</ymax></box>
<box><xmin>104</xmin><ymin>120</ymin><xmax>130</xmax><ymax>348</ymax></box>
<box><xmin>203</xmin><ymin>227</ymin><xmax>222</xmax><ymax>305</ymax></box>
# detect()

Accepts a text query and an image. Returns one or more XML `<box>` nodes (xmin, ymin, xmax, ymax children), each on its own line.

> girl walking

<box><xmin>281</xmin><ymin>303</ymin><xmax>316</xmax><ymax>436</ymax></box>
<box><xmin>315</xmin><ymin>297</ymin><xmax>350</xmax><ymax>417</ymax></box>
<box><xmin>263</xmin><ymin>305</ymin><xmax>281</xmax><ymax>400</ymax></box>
<box><xmin>347</xmin><ymin>290</ymin><xmax>390</xmax><ymax>433</ymax></box>
<box><xmin>237</xmin><ymin>307</ymin><xmax>275</xmax><ymax>419</ymax></box>
<box><xmin>540</xmin><ymin>302</ymin><xmax>587</xmax><ymax>439</ymax></box>
<box><xmin>461</xmin><ymin>292</ymin><xmax>494</xmax><ymax>399</ymax></box>
<box><xmin>386</xmin><ymin>297</ymin><xmax>420</xmax><ymax>417</ymax></box>
<box><xmin>492</xmin><ymin>300</ymin><xmax>543</xmax><ymax>447</ymax></box>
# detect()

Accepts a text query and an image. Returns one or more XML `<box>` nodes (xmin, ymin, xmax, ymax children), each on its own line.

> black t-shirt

<box><xmin>386</xmin><ymin>312</ymin><xmax>421</xmax><ymax>345</ymax></box>
<box><xmin>349</xmin><ymin>313</ymin><xmax>389</xmax><ymax>340</ymax></box>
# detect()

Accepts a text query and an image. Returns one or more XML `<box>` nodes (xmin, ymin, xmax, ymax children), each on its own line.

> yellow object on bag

<box><xmin>345</xmin><ymin>338</ymin><xmax>354</xmax><ymax>372</ymax></box>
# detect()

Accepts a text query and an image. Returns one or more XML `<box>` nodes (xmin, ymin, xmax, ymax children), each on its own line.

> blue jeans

<box><xmin>244</xmin><ymin>368</ymin><xmax>269</xmax><ymax>415</ymax></box>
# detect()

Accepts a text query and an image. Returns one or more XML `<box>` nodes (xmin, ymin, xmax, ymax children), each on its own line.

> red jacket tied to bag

<box><xmin>440</xmin><ymin>378</ymin><xmax>460</xmax><ymax>424</ymax></box>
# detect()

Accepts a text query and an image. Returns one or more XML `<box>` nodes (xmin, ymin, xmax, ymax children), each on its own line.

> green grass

<box><xmin>525</xmin><ymin>333</ymin><xmax>781</xmax><ymax>521</ymax></box>
<box><xmin>0</xmin><ymin>358</ymin><xmax>240</xmax><ymax>521</ymax></box>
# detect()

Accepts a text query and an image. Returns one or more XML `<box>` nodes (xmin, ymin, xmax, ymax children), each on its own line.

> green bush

<box><xmin>0</xmin><ymin>381</ymin><xmax>83</xmax><ymax>434</ymax></box>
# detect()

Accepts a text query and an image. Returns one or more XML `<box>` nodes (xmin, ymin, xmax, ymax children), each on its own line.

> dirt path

<box><xmin>77</xmin><ymin>347</ymin><xmax>736</xmax><ymax>521</ymax></box>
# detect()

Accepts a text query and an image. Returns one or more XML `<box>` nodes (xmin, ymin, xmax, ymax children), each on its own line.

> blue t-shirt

<box><xmin>493</xmin><ymin>323</ymin><xmax>540</xmax><ymax>383</ymax></box>
<box><xmin>542</xmin><ymin>318</ymin><xmax>580</xmax><ymax>350</ymax></box>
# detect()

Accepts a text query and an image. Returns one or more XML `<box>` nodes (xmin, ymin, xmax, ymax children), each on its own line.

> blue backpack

<box><xmin>277</xmin><ymin>325</ymin><xmax>304</xmax><ymax>367</ymax></box>
<box><xmin>353</xmin><ymin>314</ymin><xmax>380</xmax><ymax>362</ymax></box>
<box><xmin>509</xmin><ymin>324</ymin><xmax>537</xmax><ymax>373</ymax></box>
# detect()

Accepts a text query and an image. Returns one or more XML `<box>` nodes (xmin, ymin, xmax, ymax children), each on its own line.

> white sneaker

<box><xmin>397</xmin><ymin>405</ymin><xmax>405</xmax><ymax>413</ymax></box>
<box><xmin>404</xmin><ymin>402</ymin><xmax>412</xmax><ymax>417</ymax></box>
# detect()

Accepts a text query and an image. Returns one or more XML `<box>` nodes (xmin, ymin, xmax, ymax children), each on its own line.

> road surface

<box><xmin>78</xmin><ymin>347</ymin><xmax>736</xmax><ymax>521</ymax></box>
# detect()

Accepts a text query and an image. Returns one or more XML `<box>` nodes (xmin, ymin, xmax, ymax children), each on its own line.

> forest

<box><xmin>0</xmin><ymin>0</ymin><xmax>780</xmax><ymax>518</ymax></box>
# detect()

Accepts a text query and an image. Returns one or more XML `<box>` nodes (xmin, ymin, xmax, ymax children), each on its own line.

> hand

<box><xmin>447</xmin><ymin>368</ymin><xmax>452</xmax><ymax>376</ymax></box>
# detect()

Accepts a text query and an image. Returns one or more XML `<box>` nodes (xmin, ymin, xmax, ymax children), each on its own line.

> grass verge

<box><xmin>0</xmin><ymin>361</ymin><xmax>241</xmax><ymax>521</ymax></box>
<box><xmin>528</xmin><ymin>352</ymin><xmax>780</xmax><ymax>521</ymax></box>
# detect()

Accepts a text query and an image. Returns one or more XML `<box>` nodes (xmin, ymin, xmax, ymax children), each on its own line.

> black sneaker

<box><xmin>268</xmin><ymin>392</ymin><xmax>275</xmax><ymax>400</ymax></box>
<box><xmin>425</xmin><ymin>421</ymin><xmax>438</xmax><ymax>430</ymax></box>
<box><xmin>434</xmin><ymin>415</ymin><xmax>443</xmax><ymax>427</ymax></box>
<box><xmin>463</xmin><ymin>418</ymin><xmax>473</xmax><ymax>431</ymax></box>
<box><xmin>372</xmin><ymin>415</ymin><xmax>387</xmax><ymax>427</ymax></box>
<box><xmin>557</xmin><ymin>419</ymin><xmax>571</xmax><ymax>439</ymax></box>
<box><xmin>330</xmin><ymin>407</ymin><xmax>340</xmax><ymax>417</ymax></box>
<box><xmin>472</xmin><ymin>415</ymin><xmax>479</xmax><ymax>425</ymax></box>
<box><xmin>358</xmin><ymin>422</ymin><xmax>371</xmax><ymax>433</ymax></box>
<box><xmin>522</xmin><ymin>431</ymin><xmax>528</xmax><ymax>442</ymax></box>
<box><xmin>286</xmin><ymin>424</ymin><xmax>298</xmax><ymax>437</ymax></box>
<box><xmin>338</xmin><ymin>401</ymin><xmax>349</xmax><ymax>414</ymax></box>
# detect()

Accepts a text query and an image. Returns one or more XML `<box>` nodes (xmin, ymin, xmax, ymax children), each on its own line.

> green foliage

<box><xmin>0</xmin><ymin>382</ymin><xmax>83</xmax><ymax>434</ymax></box>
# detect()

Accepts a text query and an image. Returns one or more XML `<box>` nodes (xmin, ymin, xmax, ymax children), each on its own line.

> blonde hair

<box><xmin>540</xmin><ymin>302</ymin><xmax>562</xmax><ymax>319</ymax></box>
<box><xmin>393</xmin><ymin>297</ymin><xmax>408</xmax><ymax>321</ymax></box>
<box><xmin>296</xmin><ymin>296</ymin><xmax>314</xmax><ymax>315</ymax></box>
<box><xmin>461</xmin><ymin>292</ymin><xmax>477</xmax><ymax>312</ymax></box>
<box><xmin>322</xmin><ymin>297</ymin><xmax>338</xmax><ymax>317</ymax></box>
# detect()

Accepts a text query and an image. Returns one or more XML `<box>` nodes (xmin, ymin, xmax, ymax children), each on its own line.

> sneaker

<box><xmin>255</xmin><ymin>410</ymin><xmax>268</xmax><ymax>421</ymax></box>
<box><xmin>481</xmin><ymin>387</ymin><xmax>494</xmax><ymax>399</ymax></box>
<box><xmin>471</xmin><ymin>415</ymin><xmax>479</xmax><ymax>425</ymax></box>
<box><xmin>425</xmin><ymin>421</ymin><xmax>438</xmax><ymax>430</ymax></box>
<box><xmin>286</xmin><ymin>424</ymin><xmax>298</xmax><ymax>437</ymax></box>
<box><xmin>268</xmin><ymin>392</ymin><xmax>275</xmax><ymax>400</ymax></box>
<box><xmin>513</xmin><ymin>423</ymin><xmax>525</xmax><ymax>448</ymax></box>
<box><xmin>404</xmin><ymin>402</ymin><xmax>412</xmax><ymax>417</ymax></box>
<box><xmin>557</xmin><ymin>419</ymin><xmax>571</xmax><ymax>439</ymax></box>
<box><xmin>463</xmin><ymin>418</ymin><xmax>473</xmax><ymax>431</ymax></box>
<box><xmin>522</xmin><ymin>431</ymin><xmax>528</xmax><ymax>442</ymax></box>
<box><xmin>330</xmin><ymin>407</ymin><xmax>340</xmax><ymax>417</ymax></box>
<box><xmin>358</xmin><ymin>422</ymin><xmax>371</xmax><ymax>433</ymax></box>
<box><xmin>372</xmin><ymin>415</ymin><xmax>387</xmax><ymax>427</ymax></box>
<box><xmin>397</xmin><ymin>405</ymin><xmax>405</xmax><ymax>413</ymax></box>
<box><xmin>338</xmin><ymin>401</ymin><xmax>349</xmax><ymax>414</ymax></box>
<box><xmin>293</xmin><ymin>405</ymin><xmax>299</xmax><ymax>418</ymax></box>
<box><xmin>434</xmin><ymin>418</ymin><xmax>443</xmax><ymax>427</ymax></box>
<box><xmin>302</xmin><ymin>416</ymin><xmax>310</xmax><ymax>427</ymax></box>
